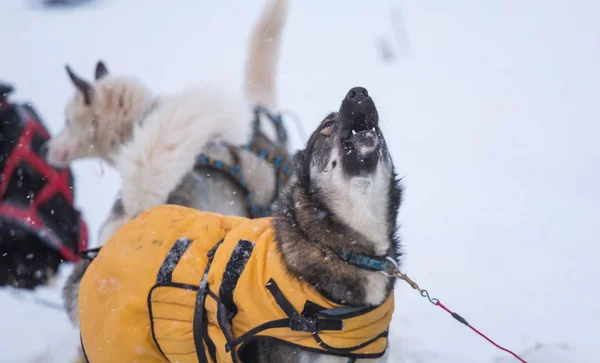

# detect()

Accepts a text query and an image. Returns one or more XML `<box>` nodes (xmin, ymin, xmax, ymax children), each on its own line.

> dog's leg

<box><xmin>244</xmin><ymin>0</ymin><xmax>288</xmax><ymax>110</ymax></box>
<box><xmin>62</xmin><ymin>259</ymin><xmax>90</xmax><ymax>326</ymax></box>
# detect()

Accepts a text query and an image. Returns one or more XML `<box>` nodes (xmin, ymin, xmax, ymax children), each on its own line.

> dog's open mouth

<box><xmin>344</xmin><ymin>113</ymin><xmax>380</xmax><ymax>154</ymax></box>
<box><xmin>350</xmin><ymin>113</ymin><xmax>374</xmax><ymax>135</ymax></box>
<box><xmin>337</xmin><ymin>87</ymin><xmax>383</xmax><ymax>175</ymax></box>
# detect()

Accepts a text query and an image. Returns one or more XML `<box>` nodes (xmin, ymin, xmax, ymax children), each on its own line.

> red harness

<box><xmin>0</xmin><ymin>96</ymin><xmax>88</xmax><ymax>262</ymax></box>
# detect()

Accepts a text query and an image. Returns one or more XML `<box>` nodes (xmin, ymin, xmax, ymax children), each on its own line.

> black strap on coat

<box><xmin>193</xmin><ymin>239</ymin><xmax>223</xmax><ymax>363</ymax></box>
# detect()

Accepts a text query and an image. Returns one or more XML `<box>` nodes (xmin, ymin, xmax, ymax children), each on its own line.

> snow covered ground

<box><xmin>1</xmin><ymin>0</ymin><xmax>599</xmax><ymax>362</ymax></box>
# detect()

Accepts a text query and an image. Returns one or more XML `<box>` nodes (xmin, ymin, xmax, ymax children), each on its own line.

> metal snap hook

<box><xmin>379</xmin><ymin>256</ymin><xmax>399</xmax><ymax>277</ymax></box>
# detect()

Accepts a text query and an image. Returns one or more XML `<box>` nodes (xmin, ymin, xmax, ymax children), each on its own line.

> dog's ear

<box><xmin>95</xmin><ymin>60</ymin><xmax>109</xmax><ymax>80</ymax></box>
<box><xmin>65</xmin><ymin>64</ymin><xmax>94</xmax><ymax>105</ymax></box>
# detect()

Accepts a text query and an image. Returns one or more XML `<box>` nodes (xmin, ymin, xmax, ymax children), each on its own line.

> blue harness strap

<box><xmin>252</xmin><ymin>104</ymin><xmax>288</xmax><ymax>147</ymax></box>
<box><xmin>195</xmin><ymin>105</ymin><xmax>292</xmax><ymax>218</ymax></box>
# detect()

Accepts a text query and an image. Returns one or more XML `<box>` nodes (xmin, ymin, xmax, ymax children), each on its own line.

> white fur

<box><xmin>47</xmin><ymin>75</ymin><xmax>154</xmax><ymax>168</ymax></box>
<box><xmin>117</xmin><ymin>84</ymin><xmax>252</xmax><ymax>218</ymax></box>
<box><xmin>364</xmin><ymin>270</ymin><xmax>390</xmax><ymax>306</ymax></box>
<box><xmin>312</xmin><ymin>149</ymin><xmax>392</xmax><ymax>254</ymax></box>
<box><xmin>312</xmin><ymin>143</ymin><xmax>393</xmax><ymax>306</ymax></box>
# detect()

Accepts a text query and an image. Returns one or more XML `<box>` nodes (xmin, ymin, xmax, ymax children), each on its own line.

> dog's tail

<box><xmin>116</xmin><ymin>85</ymin><xmax>251</xmax><ymax>219</ymax></box>
<box><xmin>244</xmin><ymin>0</ymin><xmax>288</xmax><ymax>110</ymax></box>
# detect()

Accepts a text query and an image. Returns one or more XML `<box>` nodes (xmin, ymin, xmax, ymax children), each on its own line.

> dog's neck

<box><xmin>273</xmin><ymin>183</ymin><xmax>397</xmax><ymax>306</ymax></box>
<box><xmin>294</xmin><ymin>185</ymin><xmax>393</xmax><ymax>257</ymax></box>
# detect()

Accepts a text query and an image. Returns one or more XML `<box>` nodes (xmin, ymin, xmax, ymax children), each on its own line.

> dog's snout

<box><xmin>346</xmin><ymin>87</ymin><xmax>369</xmax><ymax>101</ymax></box>
<box><xmin>340</xmin><ymin>87</ymin><xmax>378</xmax><ymax>128</ymax></box>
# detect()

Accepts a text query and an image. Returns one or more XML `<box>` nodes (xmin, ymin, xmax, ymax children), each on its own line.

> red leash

<box><xmin>433</xmin><ymin>297</ymin><xmax>527</xmax><ymax>362</ymax></box>
<box><xmin>384</xmin><ymin>260</ymin><xmax>527</xmax><ymax>362</ymax></box>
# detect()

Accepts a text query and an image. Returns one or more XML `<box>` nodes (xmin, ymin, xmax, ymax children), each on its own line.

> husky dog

<box><xmin>243</xmin><ymin>86</ymin><xmax>403</xmax><ymax>363</ymax></box>
<box><xmin>61</xmin><ymin>0</ymin><xmax>290</xmax><ymax>326</ymax></box>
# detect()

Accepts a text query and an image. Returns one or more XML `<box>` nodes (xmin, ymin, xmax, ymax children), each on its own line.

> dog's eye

<box><xmin>320</xmin><ymin>120</ymin><xmax>335</xmax><ymax>136</ymax></box>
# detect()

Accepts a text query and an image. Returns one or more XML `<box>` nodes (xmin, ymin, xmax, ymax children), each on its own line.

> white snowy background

<box><xmin>1</xmin><ymin>0</ymin><xmax>599</xmax><ymax>362</ymax></box>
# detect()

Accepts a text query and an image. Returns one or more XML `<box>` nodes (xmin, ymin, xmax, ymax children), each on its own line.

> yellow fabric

<box><xmin>79</xmin><ymin>205</ymin><xmax>394</xmax><ymax>362</ymax></box>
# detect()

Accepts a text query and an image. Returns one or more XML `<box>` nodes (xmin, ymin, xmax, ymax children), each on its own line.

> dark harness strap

<box><xmin>195</xmin><ymin>147</ymin><xmax>291</xmax><ymax>218</ymax></box>
<box><xmin>252</xmin><ymin>104</ymin><xmax>288</xmax><ymax>148</ymax></box>
<box><xmin>266</xmin><ymin>279</ymin><xmax>345</xmax><ymax>332</ymax></box>
<box><xmin>202</xmin><ymin>303</ymin><xmax>218</xmax><ymax>363</ymax></box>
<box><xmin>213</xmin><ymin>289</ymin><xmax>239</xmax><ymax>363</ymax></box>
<box><xmin>195</xmin><ymin>105</ymin><xmax>291</xmax><ymax>218</ymax></box>
<box><xmin>225</xmin><ymin>278</ymin><xmax>344</xmax><ymax>353</ymax></box>
<box><xmin>193</xmin><ymin>239</ymin><xmax>223</xmax><ymax>363</ymax></box>
<box><xmin>224</xmin><ymin>278</ymin><xmax>389</xmax><ymax>359</ymax></box>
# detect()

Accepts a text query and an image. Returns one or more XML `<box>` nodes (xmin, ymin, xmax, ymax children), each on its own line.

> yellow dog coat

<box><xmin>79</xmin><ymin>205</ymin><xmax>394</xmax><ymax>362</ymax></box>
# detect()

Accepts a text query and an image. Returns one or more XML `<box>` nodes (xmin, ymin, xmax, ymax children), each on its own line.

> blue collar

<box><xmin>336</xmin><ymin>249</ymin><xmax>391</xmax><ymax>272</ymax></box>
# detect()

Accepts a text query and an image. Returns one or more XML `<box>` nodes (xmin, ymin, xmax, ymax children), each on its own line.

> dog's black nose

<box><xmin>346</xmin><ymin>87</ymin><xmax>369</xmax><ymax>101</ymax></box>
<box><xmin>339</xmin><ymin>87</ymin><xmax>378</xmax><ymax>129</ymax></box>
